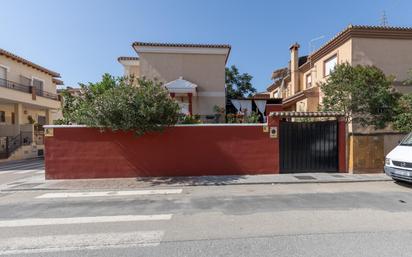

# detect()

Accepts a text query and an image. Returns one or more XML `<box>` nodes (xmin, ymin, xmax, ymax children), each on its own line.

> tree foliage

<box><xmin>225</xmin><ymin>65</ymin><xmax>256</xmax><ymax>99</ymax></box>
<box><xmin>320</xmin><ymin>63</ymin><xmax>400</xmax><ymax>129</ymax></box>
<box><xmin>393</xmin><ymin>93</ymin><xmax>412</xmax><ymax>132</ymax></box>
<box><xmin>56</xmin><ymin>74</ymin><xmax>180</xmax><ymax>136</ymax></box>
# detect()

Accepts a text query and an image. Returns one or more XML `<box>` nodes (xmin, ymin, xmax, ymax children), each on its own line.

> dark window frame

<box><xmin>0</xmin><ymin>111</ymin><xmax>5</xmax><ymax>123</ymax></box>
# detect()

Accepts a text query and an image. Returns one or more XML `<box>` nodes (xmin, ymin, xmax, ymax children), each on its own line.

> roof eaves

<box><xmin>117</xmin><ymin>56</ymin><xmax>139</xmax><ymax>61</ymax></box>
<box><xmin>0</xmin><ymin>48</ymin><xmax>60</xmax><ymax>77</ymax></box>
<box><xmin>309</xmin><ymin>24</ymin><xmax>412</xmax><ymax>63</ymax></box>
<box><xmin>132</xmin><ymin>42</ymin><xmax>231</xmax><ymax>49</ymax></box>
<box><xmin>132</xmin><ymin>42</ymin><xmax>232</xmax><ymax>64</ymax></box>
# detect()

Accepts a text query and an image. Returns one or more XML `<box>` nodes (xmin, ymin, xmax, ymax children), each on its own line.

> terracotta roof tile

<box><xmin>117</xmin><ymin>56</ymin><xmax>139</xmax><ymax>61</ymax></box>
<box><xmin>270</xmin><ymin>111</ymin><xmax>344</xmax><ymax>117</ymax></box>
<box><xmin>0</xmin><ymin>48</ymin><xmax>60</xmax><ymax>77</ymax></box>
<box><xmin>309</xmin><ymin>24</ymin><xmax>412</xmax><ymax>63</ymax></box>
<box><xmin>132</xmin><ymin>42</ymin><xmax>231</xmax><ymax>49</ymax></box>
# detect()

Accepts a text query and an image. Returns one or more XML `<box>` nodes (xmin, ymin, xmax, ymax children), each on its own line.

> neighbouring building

<box><xmin>0</xmin><ymin>48</ymin><xmax>63</xmax><ymax>160</ymax></box>
<box><xmin>118</xmin><ymin>42</ymin><xmax>231</xmax><ymax>120</ymax></box>
<box><xmin>266</xmin><ymin>25</ymin><xmax>412</xmax><ymax>173</ymax></box>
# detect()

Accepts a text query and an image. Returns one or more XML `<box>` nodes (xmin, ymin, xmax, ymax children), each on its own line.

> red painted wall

<box><xmin>265</xmin><ymin>104</ymin><xmax>283</xmax><ymax>114</ymax></box>
<box><xmin>45</xmin><ymin>126</ymin><xmax>279</xmax><ymax>179</ymax></box>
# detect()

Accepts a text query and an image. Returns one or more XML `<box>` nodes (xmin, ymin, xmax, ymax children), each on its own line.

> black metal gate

<box><xmin>280</xmin><ymin>121</ymin><xmax>338</xmax><ymax>173</ymax></box>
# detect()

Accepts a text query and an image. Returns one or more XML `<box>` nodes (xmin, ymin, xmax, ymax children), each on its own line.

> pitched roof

<box><xmin>52</xmin><ymin>78</ymin><xmax>64</xmax><ymax>85</ymax></box>
<box><xmin>132</xmin><ymin>42</ymin><xmax>231</xmax><ymax>49</ymax></box>
<box><xmin>271</xmin><ymin>67</ymin><xmax>288</xmax><ymax>80</ymax></box>
<box><xmin>0</xmin><ymin>48</ymin><xmax>60</xmax><ymax>77</ymax></box>
<box><xmin>164</xmin><ymin>77</ymin><xmax>198</xmax><ymax>94</ymax></box>
<box><xmin>308</xmin><ymin>24</ymin><xmax>412</xmax><ymax>65</ymax></box>
<box><xmin>253</xmin><ymin>92</ymin><xmax>271</xmax><ymax>100</ymax></box>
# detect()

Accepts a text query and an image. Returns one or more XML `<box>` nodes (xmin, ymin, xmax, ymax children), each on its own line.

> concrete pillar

<box><xmin>13</xmin><ymin>103</ymin><xmax>23</xmax><ymax>136</ymax></box>
<box><xmin>268</xmin><ymin>114</ymin><xmax>281</xmax><ymax>174</ymax></box>
<box><xmin>45</xmin><ymin>109</ymin><xmax>53</xmax><ymax>125</ymax></box>
<box><xmin>338</xmin><ymin>117</ymin><xmax>347</xmax><ymax>173</ymax></box>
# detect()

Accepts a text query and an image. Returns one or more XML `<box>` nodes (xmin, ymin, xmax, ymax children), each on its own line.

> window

<box><xmin>306</xmin><ymin>74</ymin><xmax>312</xmax><ymax>88</ymax></box>
<box><xmin>20</xmin><ymin>75</ymin><xmax>31</xmax><ymax>86</ymax></box>
<box><xmin>324</xmin><ymin>55</ymin><xmax>337</xmax><ymax>77</ymax></box>
<box><xmin>0</xmin><ymin>66</ymin><xmax>7</xmax><ymax>86</ymax></box>
<box><xmin>37</xmin><ymin>115</ymin><xmax>46</xmax><ymax>125</ymax></box>
<box><xmin>0</xmin><ymin>111</ymin><xmax>5</xmax><ymax>123</ymax></box>
<box><xmin>32</xmin><ymin>78</ymin><xmax>44</xmax><ymax>94</ymax></box>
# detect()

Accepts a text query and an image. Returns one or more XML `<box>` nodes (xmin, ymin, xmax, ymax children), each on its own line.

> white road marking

<box><xmin>0</xmin><ymin>214</ymin><xmax>173</xmax><ymax>228</ymax></box>
<box><xmin>0</xmin><ymin>231</ymin><xmax>163</xmax><ymax>255</ymax></box>
<box><xmin>36</xmin><ymin>189</ymin><xmax>183</xmax><ymax>199</ymax></box>
<box><xmin>14</xmin><ymin>169</ymin><xmax>42</xmax><ymax>174</ymax></box>
<box><xmin>0</xmin><ymin>170</ymin><xmax>19</xmax><ymax>175</ymax></box>
<box><xmin>35</xmin><ymin>171</ymin><xmax>44</xmax><ymax>174</ymax></box>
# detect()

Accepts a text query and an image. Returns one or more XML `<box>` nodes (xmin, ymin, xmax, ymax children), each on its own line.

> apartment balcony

<box><xmin>0</xmin><ymin>78</ymin><xmax>60</xmax><ymax>109</ymax></box>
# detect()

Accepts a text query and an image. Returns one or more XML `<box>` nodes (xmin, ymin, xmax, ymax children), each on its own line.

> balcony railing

<box><xmin>0</xmin><ymin>78</ymin><xmax>59</xmax><ymax>101</ymax></box>
<box><xmin>0</xmin><ymin>77</ymin><xmax>31</xmax><ymax>94</ymax></box>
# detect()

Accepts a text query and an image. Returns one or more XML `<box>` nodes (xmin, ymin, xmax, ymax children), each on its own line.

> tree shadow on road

<box><xmin>135</xmin><ymin>175</ymin><xmax>248</xmax><ymax>187</ymax></box>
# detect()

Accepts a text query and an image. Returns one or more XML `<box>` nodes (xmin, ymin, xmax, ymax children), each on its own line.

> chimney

<box><xmin>289</xmin><ymin>42</ymin><xmax>300</xmax><ymax>95</ymax></box>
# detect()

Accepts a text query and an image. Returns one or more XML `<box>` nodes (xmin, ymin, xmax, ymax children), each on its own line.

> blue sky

<box><xmin>1</xmin><ymin>0</ymin><xmax>411</xmax><ymax>92</ymax></box>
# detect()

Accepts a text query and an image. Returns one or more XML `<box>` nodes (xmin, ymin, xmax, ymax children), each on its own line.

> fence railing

<box><xmin>0</xmin><ymin>78</ymin><xmax>59</xmax><ymax>101</ymax></box>
<box><xmin>0</xmin><ymin>78</ymin><xmax>31</xmax><ymax>94</ymax></box>
<box><xmin>0</xmin><ymin>132</ymin><xmax>33</xmax><ymax>159</ymax></box>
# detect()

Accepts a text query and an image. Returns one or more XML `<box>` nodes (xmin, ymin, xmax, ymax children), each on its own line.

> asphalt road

<box><xmin>0</xmin><ymin>160</ymin><xmax>412</xmax><ymax>256</ymax></box>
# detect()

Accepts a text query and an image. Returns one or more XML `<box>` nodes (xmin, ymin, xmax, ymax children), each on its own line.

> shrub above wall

<box><xmin>56</xmin><ymin>74</ymin><xmax>180</xmax><ymax>136</ymax></box>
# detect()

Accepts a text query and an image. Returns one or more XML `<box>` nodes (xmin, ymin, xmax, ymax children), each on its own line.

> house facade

<box><xmin>266</xmin><ymin>25</ymin><xmax>412</xmax><ymax>172</ymax></box>
<box><xmin>0</xmin><ymin>48</ymin><xmax>62</xmax><ymax>160</ymax></box>
<box><xmin>118</xmin><ymin>42</ymin><xmax>230</xmax><ymax>119</ymax></box>
<box><xmin>268</xmin><ymin>25</ymin><xmax>412</xmax><ymax>114</ymax></box>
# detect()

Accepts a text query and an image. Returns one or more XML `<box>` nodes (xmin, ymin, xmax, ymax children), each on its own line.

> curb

<box><xmin>0</xmin><ymin>178</ymin><xmax>393</xmax><ymax>192</ymax></box>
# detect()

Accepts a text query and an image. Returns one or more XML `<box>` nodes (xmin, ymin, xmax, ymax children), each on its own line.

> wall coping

<box><xmin>44</xmin><ymin>123</ymin><xmax>267</xmax><ymax>129</ymax></box>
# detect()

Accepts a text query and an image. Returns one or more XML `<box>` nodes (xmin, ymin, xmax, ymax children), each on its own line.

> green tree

<box><xmin>320</xmin><ymin>63</ymin><xmax>400</xmax><ymax>129</ymax></box>
<box><xmin>393</xmin><ymin>93</ymin><xmax>412</xmax><ymax>132</ymax></box>
<box><xmin>56</xmin><ymin>74</ymin><xmax>180</xmax><ymax>136</ymax></box>
<box><xmin>225</xmin><ymin>65</ymin><xmax>256</xmax><ymax>99</ymax></box>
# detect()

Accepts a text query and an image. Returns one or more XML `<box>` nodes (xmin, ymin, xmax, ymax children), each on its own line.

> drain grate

<box><xmin>294</xmin><ymin>175</ymin><xmax>316</xmax><ymax>180</ymax></box>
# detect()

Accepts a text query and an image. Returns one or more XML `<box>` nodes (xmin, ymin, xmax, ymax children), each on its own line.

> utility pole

<box><xmin>380</xmin><ymin>10</ymin><xmax>389</xmax><ymax>27</ymax></box>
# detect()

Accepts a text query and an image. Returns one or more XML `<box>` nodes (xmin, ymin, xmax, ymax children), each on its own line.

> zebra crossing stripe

<box><xmin>0</xmin><ymin>231</ymin><xmax>164</xmax><ymax>255</ymax></box>
<box><xmin>0</xmin><ymin>214</ymin><xmax>173</xmax><ymax>228</ymax></box>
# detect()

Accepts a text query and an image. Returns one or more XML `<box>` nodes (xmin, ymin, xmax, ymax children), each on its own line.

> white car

<box><xmin>385</xmin><ymin>132</ymin><xmax>412</xmax><ymax>183</ymax></box>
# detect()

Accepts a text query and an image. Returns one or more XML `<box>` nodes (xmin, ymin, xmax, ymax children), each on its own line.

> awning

<box><xmin>165</xmin><ymin>77</ymin><xmax>197</xmax><ymax>95</ymax></box>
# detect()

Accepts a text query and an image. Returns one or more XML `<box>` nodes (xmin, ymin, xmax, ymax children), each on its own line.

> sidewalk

<box><xmin>2</xmin><ymin>172</ymin><xmax>392</xmax><ymax>191</ymax></box>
